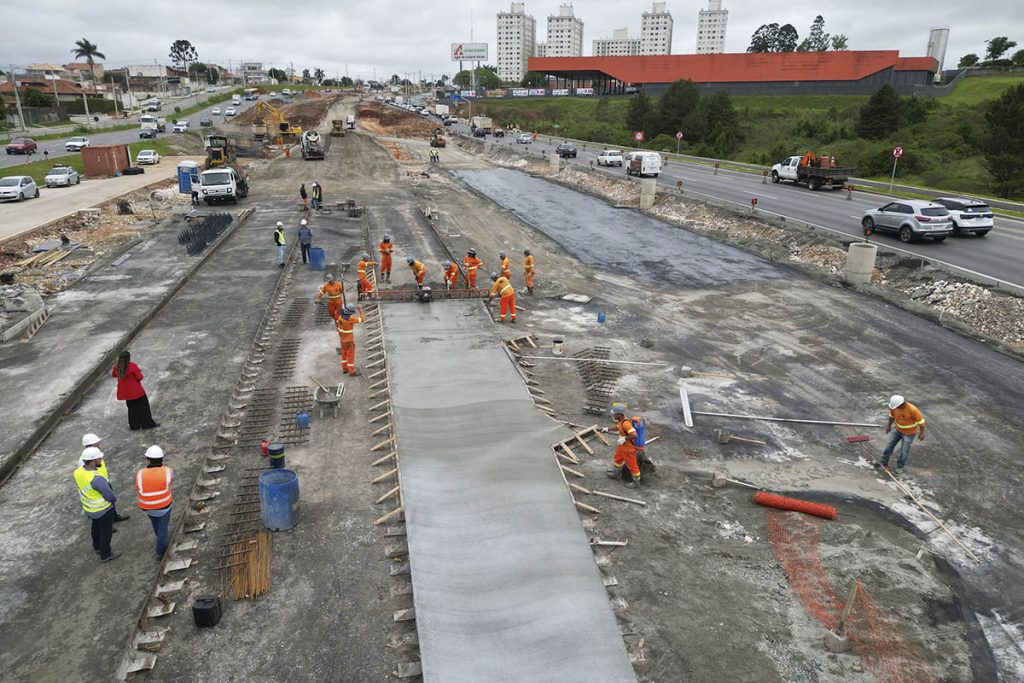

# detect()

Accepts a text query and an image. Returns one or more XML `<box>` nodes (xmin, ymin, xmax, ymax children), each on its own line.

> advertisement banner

<box><xmin>528</xmin><ymin>88</ymin><xmax>546</xmax><ymax>96</ymax></box>
<box><xmin>451</xmin><ymin>43</ymin><xmax>489</xmax><ymax>62</ymax></box>
<box><xmin>485</xmin><ymin>89</ymin><xmax>508</xmax><ymax>98</ymax></box>
<box><xmin>459</xmin><ymin>90</ymin><xmax>477</xmax><ymax>98</ymax></box>
<box><xmin>511</xmin><ymin>88</ymin><xmax>529</xmax><ymax>97</ymax></box>
<box><xmin>551</xmin><ymin>89</ymin><xmax>570</xmax><ymax>96</ymax></box>
<box><xmin>575</xmin><ymin>87</ymin><xmax>594</xmax><ymax>96</ymax></box>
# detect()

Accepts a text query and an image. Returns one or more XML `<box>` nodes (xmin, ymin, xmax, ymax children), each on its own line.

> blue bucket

<box><xmin>309</xmin><ymin>247</ymin><xmax>326</xmax><ymax>271</ymax></box>
<box><xmin>597</xmin><ymin>311</ymin><xmax>606</xmax><ymax>323</ymax></box>
<box><xmin>259</xmin><ymin>468</ymin><xmax>301</xmax><ymax>531</ymax></box>
<box><xmin>296</xmin><ymin>412</ymin><xmax>310</xmax><ymax>429</ymax></box>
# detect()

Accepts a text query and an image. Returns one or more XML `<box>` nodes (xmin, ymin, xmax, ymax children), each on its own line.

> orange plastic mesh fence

<box><xmin>766</xmin><ymin>509</ymin><xmax>937</xmax><ymax>683</ymax></box>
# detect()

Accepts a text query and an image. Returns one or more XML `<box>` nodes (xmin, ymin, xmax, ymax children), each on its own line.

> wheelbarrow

<box><xmin>313</xmin><ymin>382</ymin><xmax>345</xmax><ymax>419</ymax></box>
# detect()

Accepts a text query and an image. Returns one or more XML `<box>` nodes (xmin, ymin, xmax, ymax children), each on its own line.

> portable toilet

<box><xmin>177</xmin><ymin>160</ymin><xmax>200</xmax><ymax>194</ymax></box>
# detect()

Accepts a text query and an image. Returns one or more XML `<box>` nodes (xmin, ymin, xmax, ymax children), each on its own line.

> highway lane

<box><xmin>1</xmin><ymin>92</ymin><xmax>257</xmax><ymax>171</ymax></box>
<box><xmin>449</xmin><ymin>121</ymin><xmax>1023</xmax><ymax>289</ymax></box>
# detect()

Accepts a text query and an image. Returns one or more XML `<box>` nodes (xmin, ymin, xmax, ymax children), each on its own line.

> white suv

<box><xmin>862</xmin><ymin>200</ymin><xmax>953</xmax><ymax>243</ymax></box>
<box><xmin>932</xmin><ymin>197</ymin><xmax>994</xmax><ymax>237</ymax></box>
<box><xmin>597</xmin><ymin>149</ymin><xmax>623</xmax><ymax>166</ymax></box>
<box><xmin>65</xmin><ymin>136</ymin><xmax>90</xmax><ymax>152</ymax></box>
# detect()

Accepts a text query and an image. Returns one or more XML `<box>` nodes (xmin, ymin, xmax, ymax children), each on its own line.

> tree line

<box><xmin>747</xmin><ymin>16</ymin><xmax>848</xmax><ymax>53</ymax></box>
<box><xmin>625</xmin><ymin>79</ymin><xmax>741</xmax><ymax>157</ymax></box>
<box><xmin>958</xmin><ymin>36</ymin><xmax>1023</xmax><ymax>68</ymax></box>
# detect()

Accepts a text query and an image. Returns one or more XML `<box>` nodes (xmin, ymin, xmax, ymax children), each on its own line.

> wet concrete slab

<box><xmin>384</xmin><ymin>301</ymin><xmax>635</xmax><ymax>682</ymax></box>
<box><xmin>456</xmin><ymin>167</ymin><xmax>785</xmax><ymax>288</ymax></box>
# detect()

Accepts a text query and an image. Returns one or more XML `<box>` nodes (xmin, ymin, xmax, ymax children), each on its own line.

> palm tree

<box><xmin>314</xmin><ymin>68</ymin><xmax>325</xmax><ymax>85</ymax></box>
<box><xmin>71</xmin><ymin>38</ymin><xmax>106</xmax><ymax>81</ymax></box>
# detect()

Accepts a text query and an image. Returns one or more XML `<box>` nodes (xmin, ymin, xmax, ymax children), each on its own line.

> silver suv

<box><xmin>932</xmin><ymin>197</ymin><xmax>993</xmax><ymax>237</ymax></box>
<box><xmin>862</xmin><ymin>200</ymin><xmax>952</xmax><ymax>243</ymax></box>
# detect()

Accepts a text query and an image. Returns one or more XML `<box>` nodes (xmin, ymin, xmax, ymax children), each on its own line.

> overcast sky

<box><xmin>3</xmin><ymin>1</ymin><xmax>1021</xmax><ymax>80</ymax></box>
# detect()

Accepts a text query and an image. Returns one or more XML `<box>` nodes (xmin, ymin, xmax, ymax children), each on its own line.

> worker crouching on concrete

<box><xmin>379</xmin><ymin>235</ymin><xmax>394</xmax><ymax>283</ymax></box>
<box><xmin>407</xmin><ymin>257</ymin><xmax>427</xmax><ymax>290</ymax></box>
<box><xmin>463</xmin><ymin>249</ymin><xmax>483</xmax><ymax>288</ymax></box>
<box><xmin>442</xmin><ymin>260</ymin><xmax>459</xmax><ymax>289</ymax></box>
<box><xmin>73</xmin><ymin>448</ymin><xmax>122</xmax><ymax>562</ymax></box>
<box><xmin>879</xmin><ymin>394</ymin><xmax>926</xmax><ymax>474</ymax></box>
<box><xmin>523</xmin><ymin>248</ymin><xmax>535</xmax><ymax>295</ymax></box>
<box><xmin>316</xmin><ymin>274</ymin><xmax>345</xmax><ymax>320</ymax></box>
<box><xmin>336</xmin><ymin>304</ymin><xmax>365</xmax><ymax>376</ymax></box>
<box><xmin>605</xmin><ymin>403</ymin><xmax>641</xmax><ymax>488</ymax></box>
<box><xmin>486</xmin><ymin>271</ymin><xmax>516</xmax><ymax>323</ymax></box>
<box><xmin>357</xmin><ymin>252</ymin><xmax>378</xmax><ymax>299</ymax></box>
<box><xmin>135</xmin><ymin>445</ymin><xmax>173</xmax><ymax>558</ymax></box>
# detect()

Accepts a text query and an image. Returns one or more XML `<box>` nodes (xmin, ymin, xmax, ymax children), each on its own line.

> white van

<box><xmin>626</xmin><ymin>151</ymin><xmax>662</xmax><ymax>178</ymax></box>
<box><xmin>231</xmin><ymin>94</ymin><xmax>242</xmax><ymax>106</ymax></box>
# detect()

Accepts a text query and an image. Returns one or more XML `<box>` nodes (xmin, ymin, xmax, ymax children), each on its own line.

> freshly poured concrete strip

<box><xmin>385</xmin><ymin>301</ymin><xmax>636</xmax><ymax>682</ymax></box>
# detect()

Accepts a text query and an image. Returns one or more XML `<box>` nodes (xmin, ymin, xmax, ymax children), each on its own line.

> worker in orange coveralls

<box><xmin>315</xmin><ymin>274</ymin><xmax>345</xmax><ymax>320</ymax></box>
<box><xmin>357</xmin><ymin>252</ymin><xmax>378</xmax><ymax>299</ymax></box>
<box><xmin>335</xmin><ymin>304</ymin><xmax>365</xmax><ymax>376</ymax></box>
<box><xmin>442</xmin><ymin>260</ymin><xmax>460</xmax><ymax>289</ymax></box>
<box><xmin>523</xmin><ymin>248</ymin><xmax>535</xmax><ymax>295</ymax></box>
<box><xmin>499</xmin><ymin>251</ymin><xmax>511</xmax><ymax>279</ymax></box>
<box><xmin>406</xmin><ymin>257</ymin><xmax>427</xmax><ymax>289</ymax></box>
<box><xmin>378</xmin><ymin>235</ymin><xmax>394</xmax><ymax>283</ymax></box>
<box><xmin>485</xmin><ymin>272</ymin><xmax>516</xmax><ymax>323</ymax></box>
<box><xmin>604</xmin><ymin>403</ymin><xmax>640</xmax><ymax>488</ymax></box>
<box><xmin>463</xmin><ymin>249</ymin><xmax>483</xmax><ymax>288</ymax></box>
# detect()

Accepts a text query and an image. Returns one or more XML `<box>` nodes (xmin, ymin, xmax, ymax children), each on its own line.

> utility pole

<box><xmin>79</xmin><ymin>76</ymin><xmax>91</xmax><ymax>124</ymax></box>
<box><xmin>10</xmin><ymin>64</ymin><xmax>27</xmax><ymax>131</ymax></box>
<box><xmin>124</xmin><ymin>69</ymin><xmax>134</xmax><ymax>112</ymax></box>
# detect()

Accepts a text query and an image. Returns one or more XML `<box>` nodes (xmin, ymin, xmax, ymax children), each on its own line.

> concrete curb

<box><xmin>0</xmin><ymin>208</ymin><xmax>255</xmax><ymax>485</ymax></box>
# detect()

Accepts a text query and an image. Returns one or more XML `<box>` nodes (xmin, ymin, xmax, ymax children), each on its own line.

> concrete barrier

<box><xmin>844</xmin><ymin>242</ymin><xmax>878</xmax><ymax>285</ymax></box>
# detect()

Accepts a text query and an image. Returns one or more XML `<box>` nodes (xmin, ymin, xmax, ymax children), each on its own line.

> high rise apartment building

<box><xmin>497</xmin><ymin>2</ymin><xmax>537</xmax><ymax>83</ymax></box>
<box><xmin>640</xmin><ymin>2</ymin><xmax>673</xmax><ymax>55</ymax></box>
<box><xmin>593</xmin><ymin>28</ymin><xmax>640</xmax><ymax>57</ymax></box>
<box><xmin>696</xmin><ymin>0</ymin><xmax>728</xmax><ymax>54</ymax></box>
<box><xmin>546</xmin><ymin>4</ymin><xmax>584</xmax><ymax>58</ymax></box>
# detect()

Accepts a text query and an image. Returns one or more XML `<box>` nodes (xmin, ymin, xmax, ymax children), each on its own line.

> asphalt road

<box><xmin>446</xmin><ymin>119</ymin><xmax>1024</xmax><ymax>290</ymax></box>
<box><xmin>1</xmin><ymin>93</ymin><xmax>257</xmax><ymax>171</ymax></box>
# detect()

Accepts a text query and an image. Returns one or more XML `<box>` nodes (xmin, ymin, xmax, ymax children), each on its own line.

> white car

<box><xmin>225</xmin><ymin>107</ymin><xmax>236</xmax><ymax>116</ymax></box>
<box><xmin>516</xmin><ymin>133</ymin><xmax>533</xmax><ymax>144</ymax></box>
<box><xmin>136</xmin><ymin>150</ymin><xmax>161</xmax><ymax>165</ymax></box>
<box><xmin>211</xmin><ymin>107</ymin><xmax>222</xmax><ymax>115</ymax></box>
<box><xmin>0</xmin><ymin>175</ymin><xmax>40</xmax><ymax>202</ymax></box>
<box><xmin>65</xmin><ymin>136</ymin><xmax>91</xmax><ymax>152</ymax></box>
<box><xmin>282</xmin><ymin>88</ymin><xmax>292</xmax><ymax>96</ymax></box>
<box><xmin>172</xmin><ymin>120</ymin><xmax>190</xmax><ymax>133</ymax></box>
<box><xmin>44</xmin><ymin>166</ymin><xmax>80</xmax><ymax>187</ymax></box>
<box><xmin>597</xmin><ymin>149</ymin><xmax>623</xmax><ymax>166</ymax></box>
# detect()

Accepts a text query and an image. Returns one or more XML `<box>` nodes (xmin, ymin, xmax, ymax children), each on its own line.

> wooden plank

<box><xmin>376</xmin><ymin>486</ymin><xmax>400</xmax><ymax>504</ymax></box>
<box><xmin>371</xmin><ymin>468</ymin><xmax>398</xmax><ymax>484</ymax></box>
<box><xmin>374</xmin><ymin>505</ymin><xmax>403</xmax><ymax>526</ymax></box>
<box><xmin>559</xmin><ymin>442</ymin><xmax>579</xmax><ymax>464</ymax></box>
<box><xmin>575</xmin><ymin>500</ymin><xmax>601</xmax><ymax>514</ymax></box>
<box><xmin>592</xmin><ymin>490</ymin><xmax>647</xmax><ymax>506</ymax></box>
<box><xmin>569</xmin><ymin>483</ymin><xmax>592</xmax><ymax>496</ymax></box>
<box><xmin>556</xmin><ymin>450</ymin><xmax>579</xmax><ymax>466</ymax></box>
<box><xmin>560</xmin><ymin>464</ymin><xmax>585</xmax><ymax>479</ymax></box>
<box><xmin>573</xmin><ymin>432</ymin><xmax>595</xmax><ymax>454</ymax></box>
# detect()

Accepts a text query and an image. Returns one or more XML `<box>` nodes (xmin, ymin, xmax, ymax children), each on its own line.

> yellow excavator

<box><xmin>251</xmin><ymin>100</ymin><xmax>302</xmax><ymax>140</ymax></box>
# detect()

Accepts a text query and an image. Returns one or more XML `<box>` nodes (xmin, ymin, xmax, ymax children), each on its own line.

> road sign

<box><xmin>634</xmin><ymin>131</ymin><xmax>644</xmax><ymax>142</ymax></box>
<box><xmin>675</xmin><ymin>131</ymin><xmax>684</xmax><ymax>140</ymax></box>
<box><xmin>893</xmin><ymin>146</ymin><xmax>904</xmax><ymax>158</ymax></box>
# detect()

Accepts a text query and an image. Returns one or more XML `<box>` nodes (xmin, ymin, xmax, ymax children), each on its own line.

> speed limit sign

<box><xmin>893</xmin><ymin>146</ymin><xmax>904</xmax><ymax>158</ymax></box>
<box><xmin>634</xmin><ymin>131</ymin><xmax>644</xmax><ymax>142</ymax></box>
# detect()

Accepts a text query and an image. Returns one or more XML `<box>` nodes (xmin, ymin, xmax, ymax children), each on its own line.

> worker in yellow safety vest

<box><xmin>73</xmin><ymin>447</ymin><xmax>122</xmax><ymax>562</ymax></box>
<box><xmin>485</xmin><ymin>272</ymin><xmax>517</xmax><ymax>323</ymax></box>
<box><xmin>136</xmin><ymin>445</ymin><xmax>174</xmax><ymax>558</ymax></box>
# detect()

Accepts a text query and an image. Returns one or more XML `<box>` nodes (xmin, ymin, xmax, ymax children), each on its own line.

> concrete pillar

<box><xmin>549</xmin><ymin>154</ymin><xmax>560</xmax><ymax>173</ymax></box>
<box><xmin>844</xmin><ymin>242</ymin><xmax>878</xmax><ymax>285</ymax></box>
<box><xmin>639</xmin><ymin>178</ymin><xmax>656</xmax><ymax>210</ymax></box>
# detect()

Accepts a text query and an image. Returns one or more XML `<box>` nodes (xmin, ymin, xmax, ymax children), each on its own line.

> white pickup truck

<box><xmin>770</xmin><ymin>155</ymin><xmax>855</xmax><ymax>191</ymax></box>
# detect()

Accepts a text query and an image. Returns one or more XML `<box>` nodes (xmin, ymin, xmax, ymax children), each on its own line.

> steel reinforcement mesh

<box><xmin>766</xmin><ymin>509</ymin><xmax>937</xmax><ymax>683</ymax></box>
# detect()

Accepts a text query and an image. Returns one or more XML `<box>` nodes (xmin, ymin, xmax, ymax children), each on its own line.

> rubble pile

<box><xmin>356</xmin><ymin>103</ymin><xmax>436</xmax><ymax>138</ymax></box>
<box><xmin>0</xmin><ymin>285</ymin><xmax>45</xmax><ymax>342</ymax></box>
<box><xmin>907</xmin><ymin>281</ymin><xmax>1024</xmax><ymax>348</ymax></box>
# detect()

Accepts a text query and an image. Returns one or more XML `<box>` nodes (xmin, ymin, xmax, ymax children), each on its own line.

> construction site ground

<box><xmin>0</xmin><ymin>98</ymin><xmax>1022</xmax><ymax>682</ymax></box>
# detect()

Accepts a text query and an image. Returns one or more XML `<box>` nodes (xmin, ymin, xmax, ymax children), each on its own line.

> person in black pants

<box><xmin>112</xmin><ymin>350</ymin><xmax>159</xmax><ymax>430</ymax></box>
<box><xmin>298</xmin><ymin>219</ymin><xmax>313</xmax><ymax>264</ymax></box>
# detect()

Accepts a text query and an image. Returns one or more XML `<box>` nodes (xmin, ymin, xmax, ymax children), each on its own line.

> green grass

<box><xmin>2</xmin><ymin>139</ymin><xmax>179</xmax><ymax>185</ymax></box>
<box><xmin>941</xmin><ymin>73</ymin><xmax>1024</xmax><ymax>105</ymax></box>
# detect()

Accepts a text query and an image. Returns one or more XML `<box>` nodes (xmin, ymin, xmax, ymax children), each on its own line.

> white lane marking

<box><xmin>743</xmin><ymin>190</ymin><xmax>778</xmax><ymax>200</ymax></box>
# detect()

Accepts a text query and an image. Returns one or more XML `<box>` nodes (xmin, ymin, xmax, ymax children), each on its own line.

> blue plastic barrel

<box><xmin>259</xmin><ymin>468</ymin><xmax>301</xmax><ymax>531</ymax></box>
<box><xmin>296</xmin><ymin>412</ymin><xmax>310</xmax><ymax>429</ymax></box>
<box><xmin>267</xmin><ymin>442</ymin><xmax>285</xmax><ymax>469</ymax></box>
<box><xmin>309</xmin><ymin>248</ymin><xmax>326</xmax><ymax>271</ymax></box>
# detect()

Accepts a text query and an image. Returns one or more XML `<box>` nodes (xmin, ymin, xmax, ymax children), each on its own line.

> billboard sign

<box><xmin>528</xmin><ymin>88</ymin><xmax>546</xmax><ymax>96</ymax></box>
<box><xmin>575</xmin><ymin>87</ymin><xmax>594</xmax><ymax>95</ymax></box>
<box><xmin>459</xmin><ymin>90</ymin><xmax>477</xmax><ymax>98</ymax></box>
<box><xmin>451</xmin><ymin>43</ymin><xmax>488</xmax><ymax>62</ymax></box>
<box><xmin>551</xmin><ymin>89</ymin><xmax>570</xmax><ymax>96</ymax></box>
<box><xmin>511</xmin><ymin>88</ymin><xmax>529</xmax><ymax>97</ymax></box>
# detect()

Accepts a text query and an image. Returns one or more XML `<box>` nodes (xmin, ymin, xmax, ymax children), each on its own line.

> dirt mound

<box><xmin>357</xmin><ymin>103</ymin><xmax>436</xmax><ymax>139</ymax></box>
<box><xmin>234</xmin><ymin>95</ymin><xmax>344</xmax><ymax>130</ymax></box>
<box><xmin>303</xmin><ymin>90</ymin><xmax>322</xmax><ymax>99</ymax></box>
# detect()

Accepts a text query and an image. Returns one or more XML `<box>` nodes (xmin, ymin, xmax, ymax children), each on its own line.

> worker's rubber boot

<box><xmin>527</xmin><ymin>287</ymin><xmax>534</xmax><ymax>296</ymax></box>
<box><xmin>606</xmin><ymin>466</ymin><xmax>623</xmax><ymax>480</ymax></box>
<box><xmin>625</xmin><ymin>478</ymin><xmax>639</xmax><ymax>489</ymax></box>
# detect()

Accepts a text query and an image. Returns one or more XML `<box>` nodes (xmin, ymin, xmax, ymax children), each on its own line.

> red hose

<box><xmin>754</xmin><ymin>491</ymin><xmax>837</xmax><ymax>520</ymax></box>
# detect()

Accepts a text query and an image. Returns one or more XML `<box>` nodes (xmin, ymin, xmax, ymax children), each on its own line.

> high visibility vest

<box><xmin>73</xmin><ymin>466</ymin><xmax>112</xmax><ymax>515</ymax></box>
<box><xmin>524</xmin><ymin>255</ymin><xmax>535</xmax><ymax>273</ymax></box>
<box><xmin>136</xmin><ymin>466</ymin><xmax>174</xmax><ymax>510</ymax></box>
<box><xmin>336</xmin><ymin>315</ymin><xmax>363</xmax><ymax>341</ymax></box>
<box><xmin>464</xmin><ymin>257</ymin><xmax>482</xmax><ymax>272</ymax></box>
<box><xmin>379</xmin><ymin>242</ymin><xmax>393</xmax><ymax>255</ymax></box>
<box><xmin>320</xmin><ymin>282</ymin><xmax>343</xmax><ymax>300</ymax></box>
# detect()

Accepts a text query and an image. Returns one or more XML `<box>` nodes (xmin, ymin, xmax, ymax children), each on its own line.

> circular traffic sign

<box><xmin>893</xmin><ymin>146</ymin><xmax>904</xmax><ymax>158</ymax></box>
<box><xmin>675</xmin><ymin>131</ymin><xmax>684</xmax><ymax>140</ymax></box>
<box><xmin>634</xmin><ymin>131</ymin><xmax>644</xmax><ymax>142</ymax></box>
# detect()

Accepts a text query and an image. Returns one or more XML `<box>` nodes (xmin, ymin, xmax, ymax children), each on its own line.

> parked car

<box><xmin>139</xmin><ymin>128</ymin><xmax>158</xmax><ymax>139</ymax></box>
<box><xmin>861</xmin><ymin>200</ymin><xmax>952</xmax><ymax>243</ymax></box>
<box><xmin>172</xmin><ymin>120</ymin><xmax>190</xmax><ymax>133</ymax></box>
<box><xmin>493</xmin><ymin>128</ymin><xmax>505</xmax><ymax>138</ymax></box>
<box><xmin>199</xmin><ymin>117</ymin><xmax>214</xmax><ymax>127</ymax></box>
<box><xmin>516</xmin><ymin>133</ymin><xmax>533</xmax><ymax>144</ymax></box>
<box><xmin>65</xmin><ymin>136</ymin><xmax>91</xmax><ymax>152</ymax></box>
<box><xmin>931</xmin><ymin>197</ymin><xmax>994</xmax><ymax>237</ymax></box>
<box><xmin>44</xmin><ymin>166</ymin><xmax>80</xmax><ymax>187</ymax></box>
<box><xmin>136</xmin><ymin>149</ymin><xmax>161</xmax><ymax>165</ymax></box>
<box><xmin>225</xmin><ymin>107</ymin><xmax>236</xmax><ymax>116</ymax></box>
<box><xmin>5</xmin><ymin>138</ymin><xmax>37</xmax><ymax>155</ymax></box>
<box><xmin>211</xmin><ymin>107</ymin><xmax>222</xmax><ymax>115</ymax></box>
<box><xmin>0</xmin><ymin>175</ymin><xmax>40</xmax><ymax>201</ymax></box>
<box><xmin>281</xmin><ymin>88</ymin><xmax>292</xmax><ymax>96</ymax></box>
<box><xmin>597</xmin><ymin>149</ymin><xmax>624</xmax><ymax>166</ymax></box>
<box><xmin>556</xmin><ymin>143</ymin><xmax>577</xmax><ymax>158</ymax></box>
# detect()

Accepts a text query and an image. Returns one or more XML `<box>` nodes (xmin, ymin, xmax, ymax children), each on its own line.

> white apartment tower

<box><xmin>497</xmin><ymin>3</ymin><xmax>537</xmax><ymax>83</ymax></box>
<box><xmin>593</xmin><ymin>28</ymin><xmax>640</xmax><ymax>57</ymax></box>
<box><xmin>696</xmin><ymin>0</ymin><xmax>728</xmax><ymax>54</ymax></box>
<box><xmin>640</xmin><ymin>2</ymin><xmax>674</xmax><ymax>55</ymax></box>
<box><xmin>546</xmin><ymin>4</ymin><xmax>584</xmax><ymax>58</ymax></box>
<box><xmin>535</xmin><ymin>42</ymin><xmax>547</xmax><ymax>57</ymax></box>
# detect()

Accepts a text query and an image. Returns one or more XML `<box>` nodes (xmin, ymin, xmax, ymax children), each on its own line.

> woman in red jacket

<box><xmin>112</xmin><ymin>350</ymin><xmax>159</xmax><ymax>430</ymax></box>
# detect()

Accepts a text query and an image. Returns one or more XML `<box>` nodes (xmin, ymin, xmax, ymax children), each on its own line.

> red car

<box><xmin>5</xmin><ymin>138</ymin><xmax>38</xmax><ymax>155</ymax></box>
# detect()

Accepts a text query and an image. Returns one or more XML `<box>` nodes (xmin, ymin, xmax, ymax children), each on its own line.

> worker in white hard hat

<box><xmin>297</xmin><ymin>219</ymin><xmax>313</xmax><ymax>265</ymax></box>
<box><xmin>72</xmin><ymin>446</ymin><xmax>122</xmax><ymax>562</ymax></box>
<box><xmin>879</xmin><ymin>395</ymin><xmax>926</xmax><ymax>474</ymax></box>
<box><xmin>135</xmin><ymin>445</ymin><xmax>174</xmax><ymax>558</ymax></box>
<box><xmin>79</xmin><ymin>434</ymin><xmax>130</xmax><ymax>523</ymax></box>
<box><xmin>274</xmin><ymin>222</ymin><xmax>286</xmax><ymax>268</ymax></box>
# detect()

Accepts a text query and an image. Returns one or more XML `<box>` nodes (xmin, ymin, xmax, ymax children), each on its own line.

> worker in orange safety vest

<box><xmin>406</xmin><ymin>257</ymin><xmax>427</xmax><ymax>289</ymax></box>
<box><xmin>499</xmin><ymin>251</ymin><xmax>511</xmax><ymax>279</ymax></box>
<box><xmin>379</xmin><ymin>235</ymin><xmax>394</xmax><ymax>283</ymax></box>
<box><xmin>315</xmin><ymin>274</ymin><xmax>345</xmax><ymax>320</ymax></box>
<box><xmin>335</xmin><ymin>304</ymin><xmax>365</xmax><ymax>376</ymax></box>
<box><xmin>604</xmin><ymin>403</ymin><xmax>640</xmax><ymax>488</ymax></box>
<box><xmin>442</xmin><ymin>260</ymin><xmax>460</xmax><ymax>289</ymax></box>
<box><xmin>135</xmin><ymin>444</ymin><xmax>174</xmax><ymax>558</ymax></box>
<box><xmin>879</xmin><ymin>394</ymin><xmax>926</xmax><ymax>474</ymax></box>
<box><xmin>523</xmin><ymin>248</ymin><xmax>535</xmax><ymax>295</ymax></box>
<box><xmin>463</xmin><ymin>249</ymin><xmax>483</xmax><ymax>288</ymax></box>
<box><xmin>485</xmin><ymin>272</ymin><xmax>516</xmax><ymax>323</ymax></box>
<box><xmin>357</xmin><ymin>252</ymin><xmax>378</xmax><ymax>299</ymax></box>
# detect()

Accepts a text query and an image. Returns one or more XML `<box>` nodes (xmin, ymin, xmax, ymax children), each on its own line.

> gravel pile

<box><xmin>907</xmin><ymin>281</ymin><xmax>1024</xmax><ymax>348</ymax></box>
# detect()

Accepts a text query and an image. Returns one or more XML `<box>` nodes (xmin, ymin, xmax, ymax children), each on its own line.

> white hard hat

<box><xmin>276</xmin><ymin>221</ymin><xmax>284</xmax><ymax>227</ymax></box>
<box><xmin>81</xmin><ymin>446</ymin><xmax>104</xmax><ymax>464</ymax></box>
<box><xmin>81</xmin><ymin>433</ymin><xmax>101</xmax><ymax>447</ymax></box>
<box><xmin>145</xmin><ymin>445</ymin><xmax>165</xmax><ymax>460</ymax></box>
<box><xmin>300</xmin><ymin>219</ymin><xmax>308</xmax><ymax>226</ymax></box>
<box><xmin>888</xmin><ymin>395</ymin><xmax>905</xmax><ymax>410</ymax></box>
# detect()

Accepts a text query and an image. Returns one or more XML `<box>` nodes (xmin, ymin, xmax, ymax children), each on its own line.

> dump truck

<box><xmin>301</xmin><ymin>130</ymin><xmax>325</xmax><ymax>160</ymax></box>
<box><xmin>771</xmin><ymin>152</ymin><xmax>855</xmax><ymax>191</ymax></box>
<box><xmin>430</xmin><ymin>127</ymin><xmax>446</xmax><ymax>148</ymax></box>
<box><xmin>330</xmin><ymin>120</ymin><xmax>345</xmax><ymax>137</ymax></box>
<box><xmin>470</xmin><ymin>116</ymin><xmax>493</xmax><ymax>135</ymax></box>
